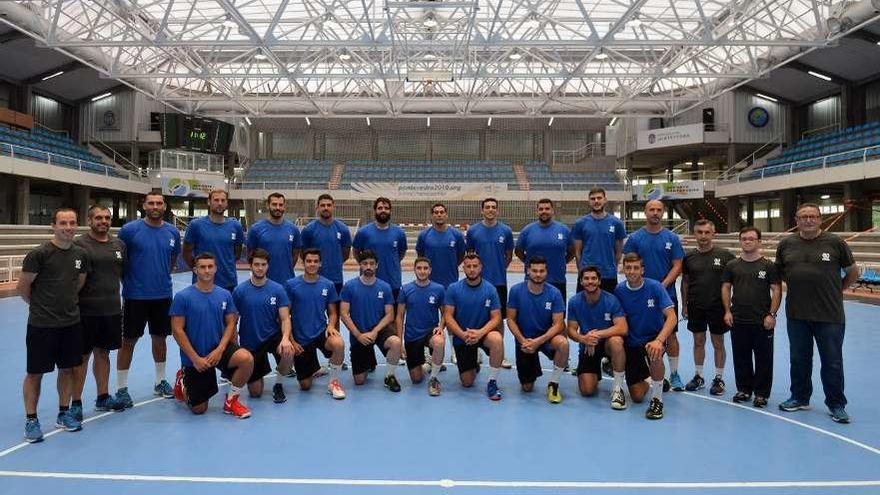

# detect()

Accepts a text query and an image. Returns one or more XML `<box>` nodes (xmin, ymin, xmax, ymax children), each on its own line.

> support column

<box><xmin>726</xmin><ymin>196</ymin><xmax>742</xmax><ymax>233</ymax></box>
<box><xmin>746</xmin><ymin>196</ymin><xmax>755</xmax><ymax>226</ymax></box>
<box><xmin>127</xmin><ymin>193</ymin><xmax>139</xmax><ymax>221</ymax></box>
<box><xmin>75</xmin><ymin>185</ymin><xmax>91</xmax><ymax>222</ymax></box>
<box><xmin>780</xmin><ymin>189</ymin><xmax>797</xmax><ymax>231</ymax></box>
<box><xmin>843</xmin><ymin>182</ymin><xmax>872</xmax><ymax>231</ymax></box>
<box><xmin>15</xmin><ymin>177</ymin><xmax>30</xmax><ymax>225</ymax></box>
<box><xmin>244</xmin><ymin>199</ymin><xmax>259</xmax><ymax>226</ymax></box>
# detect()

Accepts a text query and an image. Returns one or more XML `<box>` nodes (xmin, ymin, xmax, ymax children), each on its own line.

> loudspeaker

<box><xmin>703</xmin><ymin>108</ymin><xmax>715</xmax><ymax>131</ymax></box>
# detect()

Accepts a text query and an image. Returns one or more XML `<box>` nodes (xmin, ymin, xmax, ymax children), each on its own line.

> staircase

<box><xmin>674</xmin><ymin>194</ymin><xmax>729</xmax><ymax>232</ymax></box>
<box><xmin>328</xmin><ymin>162</ymin><xmax>345</xmax><ymax>190</ymax></box>
<box><xmin>513</xmin><ymin>163</ymin><xmax>530</xmax><ymax>191</ymax></box>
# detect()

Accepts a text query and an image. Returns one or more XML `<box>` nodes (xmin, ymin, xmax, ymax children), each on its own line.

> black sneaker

<box><xmin>645</xmin><ymin>398</ymin><xmax>664</xmax><ymax>420</ymax></box>
<box><xmin>284</xmin><ymin>368</ymin><xmax>297</xmax><ymax>378</ymax></box>
<box><xmin>710</xmin><ymin>376</ymin><xmax>725</xmax><ymax>396</ymax></box>
<box><xmin>685</xmin><ymin>374</ymin><xmax>705</xmax><ymax>391</ymax></box>
<box><xmin>662</xmin><ymin>378</ymin><xmax>671</xmax><ymax>393</ymax></box>
<box><xmin>384</xmin><ymin>374</ymin><xmax>401</xmax><ymax>392</ymax></box>
<box><xmin>272</xmin><ymin>383</ymin><xmax>286</xmax><ymax>403</ymax></box>
<box><xmin>753</xmin><ymin>396</ymin><xmax>768</xmax><ymax>408</ymax></box>
<box><xmin>732</xmin><ymin>391</ymin><xmax>751</xmax><ymax>403</ymax></box>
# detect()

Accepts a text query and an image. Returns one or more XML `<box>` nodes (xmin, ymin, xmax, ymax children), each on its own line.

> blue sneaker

<box><xmin>95</xmin><ymin>395</ymin><xmax>125</xmax><ymax>412</ymax></box>
<box><xmin>669</xmin><ymin>372</ymin><xmax>685</xmax><ymax>392</ymax></box>
<box><xmin>779</xmin><ymin>397</ymin><xmax>811</xmax><ymax>412</ymax></box>
<box><xmin>69</xmin><ymin>403</ymin><xmax>83</xmax><ymax>422</ymax></box>
<box><xmin>828</xmin><ymin>407</ymin><xmax>851</xmax><ymax>424</ymax></box>
<box><xmin>115</xmin><ymin>387</ymin><xmax>134</xmax><ymax>409</ymax></box>
<box><xmin>154</xmin><ymin>380</ymin><xmax>174</xmax><ymax>398</ymax></box>
<box><xmin>24</xmin><ymin>418</ymin><xmax>43</xmax><ymax>443</ymax></box>
<box><xmin>55</xmin><ymin>411</ymin><xmax>82</xmax><ymax>432</ymax></box>
<box><xmin>487</xmin><ymin>379</ymin><xmax>502</xmax><ymax>401</ymax></box>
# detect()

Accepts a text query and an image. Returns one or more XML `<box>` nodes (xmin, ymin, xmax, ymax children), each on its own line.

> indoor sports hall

<box><xmin>1</xmin><ymin>1</ymin><xmax>880</xmax><ymax>494</ymax></box>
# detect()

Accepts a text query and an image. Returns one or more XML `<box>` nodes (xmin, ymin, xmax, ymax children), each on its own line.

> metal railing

<box><xmin>631</xmin><ymin>169</ymin><xmax>723</xmax><ymax>184</ymax></box>
<box><xmin>87</xmin><ymin>135</ymin><xmax>142</xmax><ymax>175</ymax></box>
<box><xmin>0</xmin><ymin>141</ymin><xmax>149</xmax><ymax>182</ymax></box>
<box><xmin>235</xmin><ymin>180</ymin><xmax>628</xmax><ymax>192</ymax></box>
<box><xmin>721</xmin><ymin>144</ymin><xmax>880</xmax><ymax>184</ymax></box>
<box><xmin>552</xmin><ymin>142</ymin><xmax>607</xmax><ymax>167</ymax></box>
<box><xmin>801</xmin><ymin>123</ymin><xmax>841</xmax><ymax>139</ymax></box>
<box><xmin>0</xmin><ymin>254</ymin><xmax>25</xmax><ymax>283</ymax></box>
<box><xmin>718</xmin><ymin>134</ymin><xmax>783</xmax><ymax>181</ymax></box>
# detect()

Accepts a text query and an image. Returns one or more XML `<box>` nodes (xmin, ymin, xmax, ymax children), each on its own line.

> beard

<box><xmin>375</xmin><ymin>212</ymin><xmax>390</xmax><ymax>223</ymax></box>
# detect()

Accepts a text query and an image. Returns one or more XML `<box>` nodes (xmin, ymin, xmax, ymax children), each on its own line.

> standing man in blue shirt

<box><xmin>183</xmin><ymin>188</ymin><xmax>245</xmax><ymax>293</ymax></box>
<box><xmin>465</xmin><ymin>198</ymin><xmax>514</xmax><ymax>316</ymax></box>
<box><xmin>614</xmin><ymin>253</ymin><xmax>678</xmax><ymax>420</ymax></box>
<box><xmin>416</xmin><ymin>203</ymin><xmax>465</xmax><ymax>288</ymax></box>
<box><xmin>572</xmin><ymin>187</ymin><xmax>625</xmax><ymax>293</ymax></box>
<box><xmin>233</xmin><ymin>248</ymin><xmax>294</xmax><ymax>404</ymax></box>
<box><xmin>245</xmin><ymin>192</ymin><xmax>301</xmax><ymax>285</ymax></box>
<box><xmin>515</xmin><ymin>198</ymin><xmax>575</xmax><ymax>301</ymax></box>
<box><xmin>340</xmin><ymin>250</ymin><xmax>403</xmax><ymax>391</ymax></box>
<box><xmin>623</xmin><ymin>199</ymin><xmax>685</xmax><ymax>391</ymax></box>
<box><xmin>506</xmin><ymin>256</ymin><xmax>568</xmax><ymax>403</ymax></box>
<box><xmin>116</xmin><ymin>191</ymin><xmax>181</xmax><ymax>408</ymax></box>
<box><xmin>352</xmin><ymin>197</ymin><xmax>408</xmax><ymax>306</ymax></box>
<box><xmin>444</xmin><ymin>253</ymin><xmax>505</xmax><ymax>400</ymax></box>
<box><xmin>301</xmin><ymin>194</ymin><xmax>352</xmax><ymax>300</ymax></box>
<box><xmin>396</xmin><ymin>257</ymin><xmax>446</xmax><ymax>396</ymax></box>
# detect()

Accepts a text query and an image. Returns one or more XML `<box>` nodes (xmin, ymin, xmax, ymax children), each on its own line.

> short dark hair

<box><xmin>526</xmin><ymin>255</ymin><xmax>547</xmax><ymax>268</ymax></box>
<box><xmin>481</xmin><ymin>197</ymin><xmax>498</xmax><ymax>209</ymax></box>
<box><xmin>537</xmin><ymin>198</ymin><xmax>554</xmax><ymax>208</ymax></box>
<box><xmin>694</xmin><ymin>219</ymin><xmax>715</xmax><ymax>230</ymax></box>
<box><xmin>739</xmin><ymin>226</ymin><xmax>762</xmax><ymax>240</ymax></box>
<box><xmin>373</xmin><ymin>197</ymin><xmax>391</xmax><ymax>210</ymax></box>
<box><xmin>208</xmin><ymin>189</ymin><xmax>228</xmax><ymax>201</ymax></box>
<box><xmin>588</xmin><ymin>187</ymin><xmax>606</xmax><ymax>197</ymax></box>
<box><xmin>266</xmin><ymin>192</ymin><xmax>285</xmax><ymax>203</ymax></box>
<box><xmin>357</xmin><ymin>249</ymin><xmax>377</xmax><ymax>263</ymax></box>
<box><xmin>622</xmin><ymin>252</ymin><xmax>643</xmax><ymax>265</ymax></box>
<box><xmin>248</xmin><ymin>248</ymin><xmax>270</xmax><ymax>263</ymax></box>
<box><xmin>431</xmin><ymin>203</ymin><xmax>447</xmax><ymax>213</ymax></box>
<box><xmin>302</xmin><ymin>248</ymin><xmax>321</xmax><ymax>261</ymax></box>
<box><xmin>579</xmin><ymin>265</ymin><xmax>602</xmax><ymax>281</ymax></box>
<box><xmin>316</xmin><ymin>193</ymin><xmax>334</xmax><ymax>205</ymax></box>
<box><xmin>52</xmin><ymin>207</ymin><xmax>77</xmax><ymax>224</ymax></box>
<box><xmin>414</xmin><ymin>256</ymin><xmax>431</xmax><ymax>266</ymax></box>
<box><xmin>796</xmin><ymin>203</ymin><xmax>821</xmax><ymax>216</ymax></box>
<box><xmin>462</xmin><ymin>252</ymin><xmax>481</xmax><ymax>262</ymax></box>
<box><xmin>194</xmin><ymin>252</ymin><xmax>216</xmax><ymax>264</ymax></box>
<box><xmin>87</xmin><ymin>204</ymin><xmax>111</xmax><ymax>218</ymax></box>
<box><xmin>144</xmin><ymin>190</ymin><xmax>164</xmax><ymax>202</ymax></box>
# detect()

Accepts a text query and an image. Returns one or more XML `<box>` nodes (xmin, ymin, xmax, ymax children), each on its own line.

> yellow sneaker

<box><xmin>547</xmin><ymin>382</ymin><xmax>562</xmax><ymax>404</ymax></box>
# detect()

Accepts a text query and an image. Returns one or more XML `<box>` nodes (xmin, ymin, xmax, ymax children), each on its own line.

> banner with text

<box><xmin>162</xmin><ymin>176</ymin><xmax>226</xmax><ymax>198</ymax></box>
<box><xmin>636</xmin><ymin>181</ymin><xmax>705</xmax><ymax>201</ymax></box>
<box><xmin>350</xmin><ymin>182</ymin><xmax>507</xmax><ymax>200</ymax></box>
<box><xmin>637</xmin><ymin>123</ymin><xmax>704</xmax><ymax>150</ymax></box>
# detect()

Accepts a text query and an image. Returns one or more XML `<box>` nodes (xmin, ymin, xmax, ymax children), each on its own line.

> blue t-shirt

<box><xmin>444</xmin><ymin>279</ymin><xmax>501</xmax><ymax>345</ymax></box>
<box><xmin>232</xmin><ymin>279</ymin><xmax>290</xmax><ymax>351</ymax></box>
<box><xmin>398</xmin><ymin>281</ymin><xmax>446</xmax><ymax>341</ymax></box>
<box><xmin>516</xmin><ymin>221</ymin><xmax>573</xmax><ymax>284</ymax></box>
<box><xmin>340</xmin><ymin>277</ymin><xmax>394</xmax><ymax>344</ymax></box>
<box><xmin>245</xmin><ymin>219</ymin><xmax>301</xmax><ymax>285</ymax></box>
<box><xmin>169</xmin><ymin>285</ymin><xmax>237</xmax><ymax>367</ymax></box>
<box><xmin>507</xmin><ymin>282</ymin><xmax>565</xmax><ymax>339</ymax></box>
<box><xmin>572</xmin><ymin>213</ymin><xmax>626</xmax><ymax>279</ymax></box>
<box><xmin>184</xmin><ymin>216</ymin><xmax>245</xmax><ymax>289</ymax></box>
<box><xmin>623</xmin><ymin>227</ymin><xmax>684</xmax><ymax>299</ymax></box>
<box><xmin>416</xmin><ymin>226</ymin><xmax>465</xmax><ymax>288</ymax></box>
<box><xmin>301</xmin><ymin>219</ymin><xmax>352</xmax><ymax>284</ymax></box>
<box><xmin>285</xmin><ymin>275</ymin><xmax>339</xmax><ymax>345</ymax></box>
<box><xmin>465</xmin><ymin>222</ymin><xmax>514</xmax><ymax>286</ymax></box>
<box><xmin>352</xmin><ymin>223</ymin><xmax>408</xmax><ymax>290</ymax></box>
<box><xmin>567</xmin><ymin>290</ymin><xmax>626</xmax><ymax>354</ymax></box>
<box><xmin>119</xmin><ymin>219</ymin><xmax>181</xmax><ymax>300</ymax></box>
<box><xmin>614</xmin><ymin>279</ymin><xmax>673</xmax><ymax>347</ymax></box>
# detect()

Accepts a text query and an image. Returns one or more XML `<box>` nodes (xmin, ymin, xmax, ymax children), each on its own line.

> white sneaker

<box><xmin>501</xmin><ymin>358</ymin><xmax>512</xmax><ymax>369</ymax></box>
<box><xmin>327</xmin><ymin>378</ymin><xmax>346</xmax><ymax>400</ymax></box>
<box><xmin>313</xmin><ymin>366</ymin><xmax>329</xmax><ymax>378</ymax></box>
<box><xmin>611</xmin><ymin>388</ymin><xmax>627</xmax><ymax>410</ymax></box>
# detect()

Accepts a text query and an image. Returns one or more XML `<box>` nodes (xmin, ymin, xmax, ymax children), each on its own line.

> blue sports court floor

<box><xmin>0</xmin><ymin>271</ymin><xmax>878</xmax><ymax>495</ymax></box>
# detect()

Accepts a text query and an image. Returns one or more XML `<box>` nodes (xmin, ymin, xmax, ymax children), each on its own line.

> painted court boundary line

<box><xmin>0</xmin><ymin>470</ymin><xmax>878</xmax><ymax>489</ymax></box>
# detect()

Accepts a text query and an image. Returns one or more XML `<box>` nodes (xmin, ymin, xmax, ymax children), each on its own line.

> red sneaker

<box><xmin>173</xmin><ymin>368</ymin><xmax>186</xmax><ymax>402</ymax></box>
<box><xmin>223</xmin><ymin>395</ymin><xmax>251</xmax><ymax>419</ymax></box>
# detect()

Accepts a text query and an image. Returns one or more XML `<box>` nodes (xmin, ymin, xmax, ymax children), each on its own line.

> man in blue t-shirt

<box><xmin>170</xmin><ymin>253</ymin><xmax>254</xmax><ymax>418</ymax></box>
<box><xmin>116</xmin><ymin>191</ymin><xmax>182</xmax><ymax>408</ymax></box>
<box><xmin>507</xmin><ymin>256</ymin><xmax>568</xmax><ymax>403</ymax></box>
<box><xmin>340</xmin><ymin>250</ymin><xmax>403</xmax><ymax>391</ymax></box>
<box><xmin>396</xmin><ymin>257</ymin><xmax>446</xmax><ymax>395</ymax></box>
<box><xmin>465</xmin><ymin>198</ymin><xmax>514</xmax><ymax>317</ymax></box>
<box><xmin>614</xmin><ymin>253</ymin><xmax>678</xmax><ymax>420</ymax></box>
<box><xmin>245</xmin><ymin>192</ymin><xmax>301</xmax><ymax>285</ymax></box>
<box><xmin>416</xmin><ymin>203</ymin><xmax>465</xmax><ymax>288</ymax></box>
<box><xmin>444</xmin><ymin>253</ymin><xmax>504</xmax><ymax>400</ymax></box>
<box><xmin>573</xmin><ymin>187</ymin><xmax>625</xmax><ymax>293</ymax></box>
<box><xmin>567</xmin><ymin>265</ymin><xmax>628</xmax><ymax>410</ymax></box>
<box><xmin>515</xmin><ymin>198</ymin><xmax>575</xmax><ymax>301</ymax></box>
<box><xmin>623</xmin><ymin>199</ymin><xmax>685</xmax><ymax>391</ymax></box>
<box><xmin>352</xmin><ymin>197</ymin><xmax>408</xmax><ymax>303</ymax></box>
<box><xmin>183</xmin><ymin>189</ymin><xmax>244</xmax><ymax>293</ymax></box>
<box><xmin>286</xmin><ymin>248</ymin><xmax>346</xmax><ymax>400</ymax></box>
<box><xmin>233</xmin><ymin>248</ymin><xmax>294</xmax><ymax>404</ymax></box>
<box><xmin>301</xmin><ymin>194</ymin><xmax>352</xmax><ymax>299</ymax></box>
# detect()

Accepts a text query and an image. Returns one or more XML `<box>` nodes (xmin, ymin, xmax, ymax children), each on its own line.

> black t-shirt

<box><xmin>775</xmin><ymin>231</ymin><xmax>854</xmax><ymax>324</ymax></box>
<box><xmin>721</xmin><ymin>257</ymin><xmax>780</xmax><ymax>325</ymax></box>
<box><xmin>74</xmin><ymin>234</ymin><xmax>126</xmax><ymax>316</ymax></box>
<box><xmin>21</xmin><ymin>241</ymin><xmax>90</xmax><ymax>328</ymax></box>
<box><xmin>682</xmin><ymin>246</ymin><xmax>735</xmax><ymax>310</ymax></box>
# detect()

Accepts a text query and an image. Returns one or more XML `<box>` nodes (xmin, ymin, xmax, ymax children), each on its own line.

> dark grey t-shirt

<box><xmin>683</xmin><ymin>246</ymin><xmax>735</xmax><ymax>310</ymax></box>
<box><xmin>775</xmin><ymin>231</ymin><xmax>854</xmax><ymax>324</ymax></box>
<box><xmin>722</xmin><ymin>257</ymin><xmax>779</xmax><ymax>325</ymax></box>
<box><xmin>21</xmin><ymin>241</ymin><xmax>90</xmax><ymax>328</ymax></box>
<box><xmin>74</xmin><ymin>234</ymin><xmax>126</xmax><ymax>316</ymax></box>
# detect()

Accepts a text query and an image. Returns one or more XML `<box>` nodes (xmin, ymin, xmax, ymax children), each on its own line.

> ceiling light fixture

<box><xmin>305</xmin><ymin>116</ymin><xmax>311</xmax><ymax>126</ymax></box>
<box><xmin>595</xmin><ymin>52</ymin><xmax>608</xmax><ymax>60</ymax></box>
<box><xmin>339</xmin><ymin>53</ymin><xmax>352</xmax><ymax>61</ymax></box>
<box><xmin>509</xmin><ymin>52</ymin><xmax>522</xmax><ymax>60</ymax></box>
<box><xmin>91</xmin><ymin>92</ymin><xmax>112</xmax><ymax>102</ymax></box>
<box><xmin>808</xmin><ymin>70</ymin><xmax>832</xmax><ymax>81</ymax></box>
<box><xmin>244</xmin><ymin>116</ymin><xmax>252</xmax><ymax>126</ymax></box>
<box><xmin>42</xmin><ymin>71</ymin><xmax>64</xmax><ymax>81</ymax></box>
<box><xmin>821</xmin><ymin>194</ymin><xmax>831</xmax><ymax>199</ymax></box>
<box><xmin>609</xmin><ymin>117</ymin><xmax>618</xmax><ymax>126</ymax></box>
<box><xmin>487</xmin><ymin>117</ymin><xmax>492</xmax><ymax>127</ymax></box>
<box><xmin>427</xmin><ymin>117</ymin><xmax>431</xmax><ymax>127</ymax></box>
<box><xmin>755</xmin><ymin>93</ymin><xmax>778</xmax><ymax>102</ymax></box>
<box><xmin>366</xmin><ymin>116</ymin><xmax>371</xmax><ymax>126</ymax></box>
<box><xmin>548</xmin><ymin>117</ymin><xmax>554</xmax><ymax>127</ymax></box>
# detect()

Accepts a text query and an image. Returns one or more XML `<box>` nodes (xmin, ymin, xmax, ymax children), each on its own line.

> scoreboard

<box><xmin>159</xmin><ymin>113</ymin><xmax>234</xmax><ymax>153</ymax></box>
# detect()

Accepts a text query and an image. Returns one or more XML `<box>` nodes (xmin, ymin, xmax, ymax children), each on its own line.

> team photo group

<box><xmin>17</xmin><ymin>186</ymin><xmax>856</xmax><ymax>444</ymax></box>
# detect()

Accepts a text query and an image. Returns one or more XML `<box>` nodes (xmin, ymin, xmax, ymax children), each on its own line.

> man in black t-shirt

<box><xmin>775</xmin><ymin>204</ymin><xmax>857</xmax><ymax>424</ymax></box>
<box><xmin>681</xmin><ymin>220</ymin><xmax>735</xmax><ymax>395</ymax></box>
<box><xmin>17</xmin><ymin>208</ymin><xmax>90</xmax><ymax>443</ymax></box>
<box><xmin>721</xmin><ymin>226</ymin><xmax>781</xmax><ymax>408</ymax></box>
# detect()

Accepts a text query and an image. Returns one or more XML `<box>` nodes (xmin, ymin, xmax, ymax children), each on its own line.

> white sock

<box><xmin>668</xmin><ymin>356</ymin><xmax>679</xmax><ymax>373</ymax></box>
<box><xmin>227</xmin><ymin>385</ymin><xmax>242</xmax><ymax>399</ymax></box>
<box><xmin>275</xmin><ymin>373</ymin><xmax>284</xmax><ymax>385</ymax></box>
<box><xmin>117</xmin><ymin>370</ymin><xmax>129</xmax><ymax>390</ymax></box>
<box><xmin>715</xmin><ymin>367</ymin><xmax>724</xmax><ymax>378</ymax></box>
<box><xmin>488</xmin><ymin>366</ymin><xmax>500</xmax><ymax>381</ymax></box>
<box><xmin>385</xmin><ymin>361</ymin><xmax>396</xmax><ymax>377</ymax></box>
<box><xmin>430</xmin><ymin>363</ymin><xmax>440</xmax><ymax>379</ymax></box>
<box><xmin>329</xmin><ymin>363</ymin><xmax>341</xmax><ymax>380</ymax></box>
<box><xmin>550</xmin><ymin>365</ymin><xmax>563</xmax><ymax>384</ymax></box>
<box><xmin>651</xmin><ymin>379</ymin><xmax>663</xmax><ymax>401</ymax></box>
<box><xmin>695</xmin><ymin>364</ymin><xmax>704</xmax><ymax>377</ymax></box>
<box><xmin>155</xmin><ymin>361</ymin><xmax>166</xmax><ymax>384</ymax></box>
<box><xmin>612</xmin><ymin>371</ymin><xmax>625</xmax><ymax>392</ymax></box>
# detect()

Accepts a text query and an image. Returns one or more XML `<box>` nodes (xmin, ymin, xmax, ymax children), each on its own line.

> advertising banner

<box><xmin>637</xmin><ymin>123</ymin><xmax>704</xmax><ymax>150</ymax></box>
<box><xmin>637</xmin><ymin>181</ymin><xmax>705</xmax><ymax>200</ymax></box>
<box><xmin>349</xmin><ymin>182</ymin><xmax>507</xmax><ymax>200</ymax></box>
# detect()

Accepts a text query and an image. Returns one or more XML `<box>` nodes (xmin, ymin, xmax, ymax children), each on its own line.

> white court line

<box><xmin>0</xmin><ymin>470</ymin><xmax>878</xmax><ymax>489</ymax></box>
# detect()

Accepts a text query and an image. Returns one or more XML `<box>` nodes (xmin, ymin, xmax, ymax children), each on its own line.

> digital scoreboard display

<box><xmin>159</xmin><ymin>113</ymin><xmax>234</xmax><ymax>154</ymax></box>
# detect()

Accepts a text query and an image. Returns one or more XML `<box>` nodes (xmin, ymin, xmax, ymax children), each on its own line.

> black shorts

<box><xmin>687</xmin><ymin>304</ymin><xmax>729</xmax><ymax>335</ymax></box>
<box><xmin>576</xmin><ymin>342</ymin><xmax>610</xmax><ymax>377</ymax></box>
<box><xmin>404</xmin><ymin>333</ymin><xmax>436</xmax><ymax>370</ymax></box>
<box><xmin>350</xmin><ymin>327</ymin><xmax>396</xmax><ymax>375</ymax></box>
<box><xmin>123</xmin><ymin>298</ymin><xmax>172</xmax><ymax>339</ymax></box>
<box><xmin>26</xmin><ymin>324</ymin><xmax>83</xmax><ymax>374</ymax></box>
<box><xmin>453</xmin><ymin>337</ymin><xmax>494</xmax><ymax>374</ymax></box>
<box><xmin>670</xmin><ymin>296</ymin><xmax>679</xmax><ymax>334</ymax></box>
<box><xmin>183</xmin><ymin>344</ymin><xmax>242</xmax><ymax>406</ymax></box>
<box><xmin>293</xmin><ymin>333</ymin><xmax>333</xmax><ymax>381</ymax></box>
<box><xmin>80</xmin><ymin>314</ymin><xmax>122</xmax><ymax>353</ymax></box>
<box><xmin>515</xmin><ymin>342</ymin><xmax>556</xmax><ymax>385</ymax></box>
<box><xmin>246</xmin><ymin>332</ymin><xmax>284</xmax><ymax>384</ymax></box>
<box><xmin>550</xmin><ymin>282</ymin><xmax>567</xmax><ymax>303</ymax></box>
<box><xmin>624</xmin><ymin>345</ymin><xmax>662</xmax><ymax>385</ymax></box>
<box><xmin>494</xmin><ymin>285</ymin><xmax>508</xmax><ymax>318</ymax></box>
